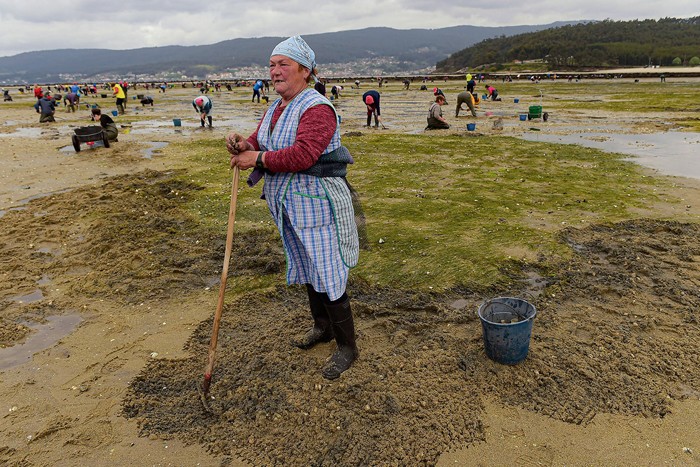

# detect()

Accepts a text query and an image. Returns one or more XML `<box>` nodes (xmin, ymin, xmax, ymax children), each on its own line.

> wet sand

<box><xmin>1</xmin><ymin>80</ymin><xmax>699</xmax><ymax>466</ymax></box>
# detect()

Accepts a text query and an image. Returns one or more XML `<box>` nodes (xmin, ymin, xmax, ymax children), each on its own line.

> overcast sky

<box><xmin>1</xmin><ymin>1</ymin><xmax>697</xmax><ymax>58</ymax></box>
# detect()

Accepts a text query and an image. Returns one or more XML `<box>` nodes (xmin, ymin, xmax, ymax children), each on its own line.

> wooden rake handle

<box><xmin>202</xmin><ymin>166</ymin><xmax>240</xmax><ymax>394</ymax></box>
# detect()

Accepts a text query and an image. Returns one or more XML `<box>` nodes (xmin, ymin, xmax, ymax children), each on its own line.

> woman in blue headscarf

<box><xmin>226</xmin><ymin>36</ymin><xmax>359</xmax><ymax>380</ymax></box>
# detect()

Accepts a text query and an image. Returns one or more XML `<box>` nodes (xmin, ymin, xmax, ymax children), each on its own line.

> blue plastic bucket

<box><xmin>519</xmin><ymin>114</ymin><xmax>527</xmax><ymax>121</ymax></box>
<box><xmin>482</xmin><ymin>94</ymin><xmax>487</xmax><ymax>100</ymax></box>
<box><xmin>173</xmin><ymin>118</ymin><xmax>181</xmax><ymax>127</ymax></box>
<box><xmin>111</xmin><ymin>110</ymin><xmax>118</xmax><ymax>116</ymax></box>
<box><xmin>466</xmin><ymin>123</ymin><xmax>476</xmax><ymax>131</ymax></box>
<box><xmin>478</xmin><ymin>297</ymin><xmax>537</xmax><ymax>365</ymax></box>
<box><xmin>514</xmin><ymin>98</ymin><xmax>520</xmax><ymax>103</ymax></box>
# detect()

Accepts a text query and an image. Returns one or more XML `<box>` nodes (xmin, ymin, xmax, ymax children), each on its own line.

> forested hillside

<box><xmin>436</xmin><ymin>17</ymin><xmax>700</xmax><ymax>72</ymax></box>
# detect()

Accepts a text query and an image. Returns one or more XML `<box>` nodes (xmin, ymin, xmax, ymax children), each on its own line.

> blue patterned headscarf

<box><xmin>271</xmin><ymin>35</ymin><xmax>317</xmax><ymax>82</ymax></box>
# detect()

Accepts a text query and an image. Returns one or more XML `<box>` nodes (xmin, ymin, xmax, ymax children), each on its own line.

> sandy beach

<box><xmin>1</xmin><ymin>77</ymin><xmax>699</xmax><ymax>466</ymax></box>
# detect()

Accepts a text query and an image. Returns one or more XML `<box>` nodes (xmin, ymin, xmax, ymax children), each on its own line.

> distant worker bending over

<box><xmin>433</xmin><ymin>87</ymin><xmax>447</xmax><ymax>104</ymax></box>
<box><xmin>252</xmin><ymin>79</ymin><xmax>266</xmax><ymax>103</ymax></box>
<box><xmin>331</xmin><ymin>85</ymin><xmax>343</xmax><ymax>100</ymax></box>
<box><xmin>64</xmin><ymin>91</ymin><xmax>79</xmax><ymax>112</ymax></box>
<box><xmin>362</xmin><ymin>90</ymin><xmax>382</xmax><ymax>127</ymax></box>
<box><xmin>455</xmin><ymin>91</ymin><xmax>477</xmax><ymax>118</ymax></box>
<box><xmin>193</xmin><ymin>96</ymin><xmax>213</xmax><ymax>128</ymax></box>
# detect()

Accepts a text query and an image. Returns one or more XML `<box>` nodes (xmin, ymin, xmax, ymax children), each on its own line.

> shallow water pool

<box><xmin>0</xmin><ymin>314</ymin><xmax>83</xmax><ymax>370</ymax></box>
<box><xmin>520</xmin><ymin>130</ymin><xmax>700</xmax><ymax>180</ymax></box>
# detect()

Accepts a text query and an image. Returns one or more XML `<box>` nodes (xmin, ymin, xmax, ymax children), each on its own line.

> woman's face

<box><xmin>269</xmin><ymin>55</ymin><xmax>310</xmax><ymax>102</ymax></box>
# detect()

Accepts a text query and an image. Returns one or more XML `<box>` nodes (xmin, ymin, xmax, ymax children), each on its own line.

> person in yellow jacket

<box><xmin>112</xmin><ymin>82</ymin><xmax>126</xmax><ymax>114</ymax></box>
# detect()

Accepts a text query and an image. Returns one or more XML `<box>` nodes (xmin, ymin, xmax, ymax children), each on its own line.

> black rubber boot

<box><xmin>292</xmin><ymin>285</ymin><xmax>334</xmax><ymax>349</ymax></box>
<box><xmin>322</xmin><ymin>295</ymin><xmax>359</xmax><ymax>380</ymax></box>
<box><xmin>366</xmin><ymin>115</ymin><xmax>371</xmax><ymax>127</ymax></box>
<box><xmin>207</xmin><ymin>116</ymin><xmax>213</xmax><ymax>128</ymax></box>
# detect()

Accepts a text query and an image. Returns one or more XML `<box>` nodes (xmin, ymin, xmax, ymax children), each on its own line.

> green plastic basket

<box><xmin>528</xmin><ymin>105</ymin><xmax>542</xmax><ymax>118</ymax></box>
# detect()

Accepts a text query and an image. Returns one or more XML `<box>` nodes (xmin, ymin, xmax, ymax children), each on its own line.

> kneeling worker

<box><xmin>426</xmin><ymin>95</ymin><xmax>449</xmax><ymax>130</ymax></box>
<box><xmin>485</xmin><ymin>84</ymin><xmax>500</xmax><ymax>101</ymax></box>
<box><xmin>91</xmin><ymin>108</ymin><xmax>118</xmax><ymax>142</ymax></box>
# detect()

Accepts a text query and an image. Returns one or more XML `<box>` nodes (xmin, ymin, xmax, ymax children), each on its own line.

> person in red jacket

<box><xmin>226</xmin><ymin>35</ymin><xmax>360</xmax><ymax>380</ymax></box>
<box><xmin>33</xmin><ymin>84</ymin><xmax>43</xmax><ymax>100</ymax></box>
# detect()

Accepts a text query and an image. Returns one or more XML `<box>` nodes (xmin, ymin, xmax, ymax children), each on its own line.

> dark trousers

<box><xmin>426</xmin><ymin>117</ymin><xmax>449</xmax><ymax>129</ymax></box>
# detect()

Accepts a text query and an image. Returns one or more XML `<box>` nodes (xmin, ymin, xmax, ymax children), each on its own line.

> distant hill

<box><xmin>0</xmin><ymin>22</ymin><xmax>582</xmax><ymax>83</ymax></box>
<box><xmin>437</xmin><ymin>17</ymin><xmax>700</xmax><ymax>72</ymax></box>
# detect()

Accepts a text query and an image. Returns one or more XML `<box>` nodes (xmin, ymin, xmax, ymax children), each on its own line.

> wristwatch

<box><xmin>256</xmin><ymin>151</ymin><xmax>265</xmax><ymax>169</ymax></box>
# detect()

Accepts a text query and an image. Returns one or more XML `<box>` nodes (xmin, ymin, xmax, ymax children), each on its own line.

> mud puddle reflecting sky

<box><xmin>11</xmin><ymin>289</ymin><xmax>44</xmax><ymax>304</ymax></box>
<box><xmin>0</xmin><ymin>314</ymin><xmax>83</xmax><ymax>370</ymax></box>
<box><xmin>0</xmin><ymin>127</ymin><xmax>44</xmax><ymax>138</ymax></box>
<box><xmin>141</xmin><ymin>141</ymin><xmax>168</xmax><ymax>158</ymax></box>
<box><xmin>520</xmin><ymin>131</ymin><xmax>700</xmax><ymax>180</ymax></box>
<box><xmin>1</xmin><ymin>188</ymin><xmax>73</xmax><ymax>217</ymax></box>
<box><xmin>59</xmin><ymin>141</ymin><xmax>106</xmax><ymax>153</ymax></box>
<box><xmin>0</xmin><ymin>206</ymin><xmax>26</xmax><ymax>218</ymax></box>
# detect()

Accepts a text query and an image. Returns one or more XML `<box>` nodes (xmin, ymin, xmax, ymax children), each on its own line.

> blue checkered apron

<box><xmin>258</xmin><ymin>89</ymin><xmax>358</xmax><ymax>301</ymax></box>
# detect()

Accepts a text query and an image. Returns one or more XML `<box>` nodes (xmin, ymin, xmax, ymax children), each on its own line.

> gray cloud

<box><xmin>1</xmin><ymin>1</ymin><xmax>697</xmax><ymax>57</ymax></box>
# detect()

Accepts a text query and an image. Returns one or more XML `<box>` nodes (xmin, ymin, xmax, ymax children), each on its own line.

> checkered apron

<box><xmin>258</xmin><ymin>89</ymin><xmax>359</xmax><ymax>300</ymax></box>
